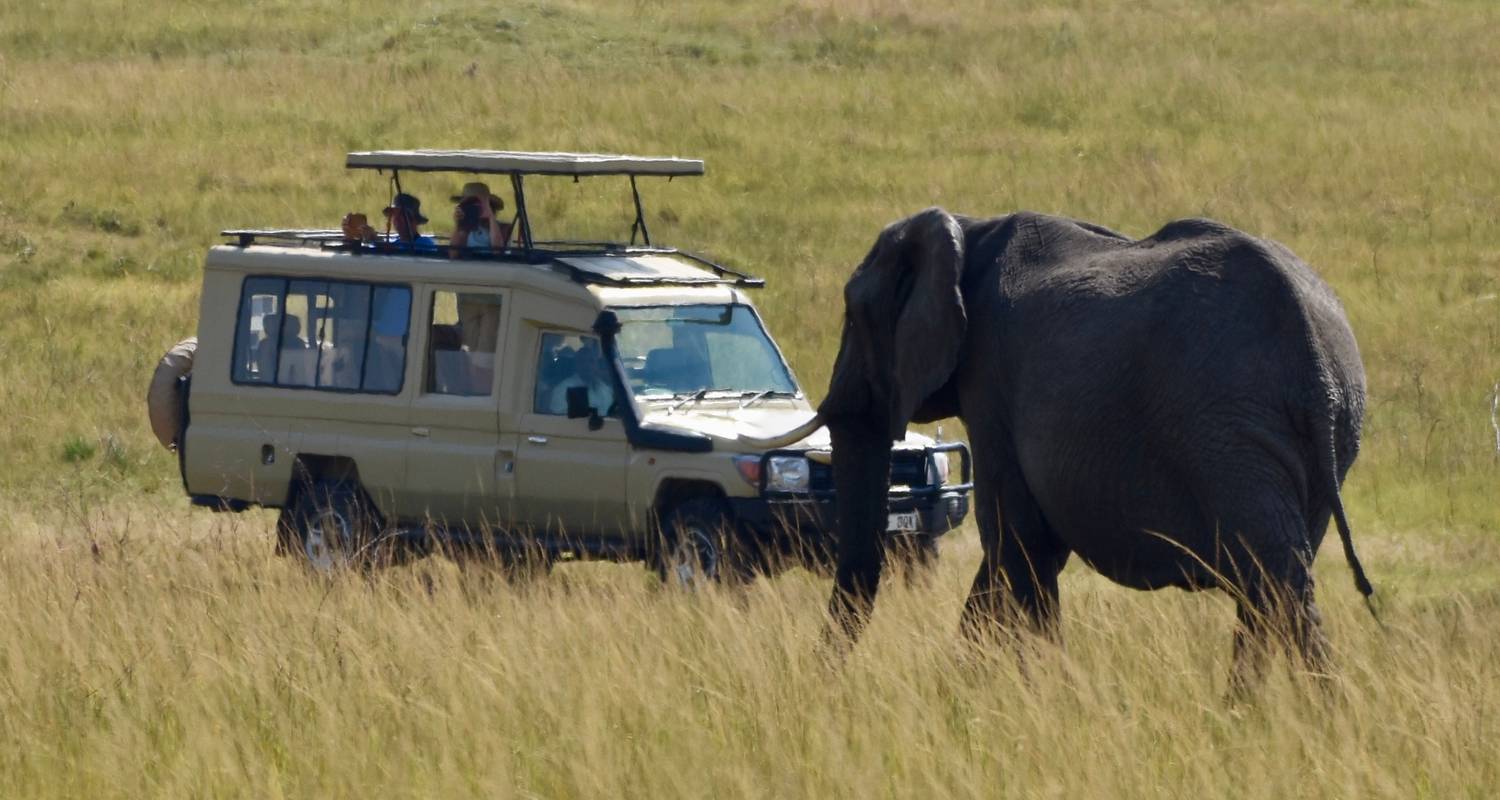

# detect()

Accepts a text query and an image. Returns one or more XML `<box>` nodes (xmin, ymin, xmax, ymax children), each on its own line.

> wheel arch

<box><xmin>284</xmin><ymin>454</ymin><xmax>367</xmax><ymax>510</ymax></box>
<box><xmin>652</xmin><ymin>477</ymin><xmax>729</xmax><ymax>522</ymax></box>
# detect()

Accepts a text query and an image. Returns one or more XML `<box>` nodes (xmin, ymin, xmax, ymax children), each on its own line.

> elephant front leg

<box><xmin>823</xmin><ymin>425</ymin><xmax>894</xmax><ymax>650</ymax></box>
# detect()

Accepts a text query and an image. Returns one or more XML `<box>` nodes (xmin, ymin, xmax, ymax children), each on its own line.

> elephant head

<box><xmin>819</xmin><ymin>206</ymin><xmax>967</xmax><ymax>437</ymax></box>
<box><xmin>746</xmin><ymin>207</ymin><xmax>968</xmax><ymax>636</ymax></box>
<box><xmin>741</xmin><ymin>206</ymin><xmax>968</xmax><ymax>446</ymax></box>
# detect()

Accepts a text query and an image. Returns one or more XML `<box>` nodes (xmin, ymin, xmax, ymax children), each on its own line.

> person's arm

<box><xmin>449</xmin><ymin>224</ymin><xmax>470</xmax><ymax>259</ymax></box>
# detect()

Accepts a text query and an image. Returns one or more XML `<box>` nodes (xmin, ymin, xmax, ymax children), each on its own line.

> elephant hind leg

<box><xmin>1228</xmin><ymin>561</ymin><xmax>1332</xmax><ymax>699</ymax></box>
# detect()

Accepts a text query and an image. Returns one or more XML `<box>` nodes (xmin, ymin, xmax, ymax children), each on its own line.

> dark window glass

<box><xmin>277</xmin><ymin>281</ymin><xmax>324</xmax><ymax>387</ymax></box>
<box><xmin>233</xmin><ymin>277</ymin><xmax>286</xmax><ymax>384</ymax></box>
<box><xmin>363</xmin><ymin>286</ymin><xmax>411</xmax><ymax>392</ymax></box>
<box><xmin>311</xmin><ymin>282</ymin><xmax>371</xmax><ymax>390</ymax></box>
<box><xmin>425</xmin><ymin>291</ymin><xmax>501</xmax><ymax>397</ymax></box>
<box><xmin>232</xmin><ymin>277</ymin><xmax>409</xmax><ymax>395</ymax></box>
<box><xmin>534</xmin><ymin>332</ymin><xmax>616</xmax><ymax>416</ymax></box>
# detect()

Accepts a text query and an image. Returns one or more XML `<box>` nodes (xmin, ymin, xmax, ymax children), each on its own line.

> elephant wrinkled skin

<box><xmin>798</xmin><ymin>208</ymin><xmax>1372</xmax><ymax>687</ymax></box>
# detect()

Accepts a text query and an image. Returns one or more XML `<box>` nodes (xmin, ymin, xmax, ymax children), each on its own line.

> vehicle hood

<box><xmin>639</xmin><ymin>404</ymin><xmax>935</xmax><ymax>453</ymax></box>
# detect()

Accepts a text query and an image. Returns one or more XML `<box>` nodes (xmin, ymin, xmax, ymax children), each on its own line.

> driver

<box><xmin>550</xmin><ymin>339</ymin><xmax>616</xmax><ymax>416</ymax></box>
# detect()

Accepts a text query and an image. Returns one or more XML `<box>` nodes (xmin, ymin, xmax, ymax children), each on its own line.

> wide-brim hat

<box><xmin>452</xmin><ymin>181</ymin><xmax>504</xmax><ymax>212</ymax></box>
<box><xmin>384</xmin><ymin>192</ymin><xmax>429</xmax><ymax>224</ymax></box>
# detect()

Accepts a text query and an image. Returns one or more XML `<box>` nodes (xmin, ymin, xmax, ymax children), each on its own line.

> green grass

<box><xmin>2</xmin><ymin>0</ymin><xmax>1499</xmax><ymax>795</ymax></box>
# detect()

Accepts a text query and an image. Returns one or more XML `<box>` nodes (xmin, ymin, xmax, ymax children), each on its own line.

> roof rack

<box><xmin>220</xmin><ymin>229</ymin><xmax>348</xmax><ymax>247</ymax></box>
<box><xmin>218</xmin><ymin>230</ymin><xmax>766</xmax><ymax>288</ymax></box>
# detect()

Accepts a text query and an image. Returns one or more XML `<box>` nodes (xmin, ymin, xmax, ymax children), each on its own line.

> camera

<box><xmin>459</xmin><ymin>196</ymin><xmax>483</xmax><ymax>227</ymax></box>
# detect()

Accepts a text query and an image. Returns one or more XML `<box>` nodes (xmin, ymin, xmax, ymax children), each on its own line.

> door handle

<box><xmin>411</xmin><ymin>427</ymin><xmax>431</xmax><ymax>437</ymax></box>
<box><xmin>527</xmin><ymin>435</ymin><xmax>549</xmax><ymax>445</ymax></box>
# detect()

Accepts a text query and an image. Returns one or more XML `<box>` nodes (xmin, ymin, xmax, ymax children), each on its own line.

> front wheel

<box><xmin>656</xmin><ymin>498</ymin><xmax>744</xmax><ymax>589</ymax></box>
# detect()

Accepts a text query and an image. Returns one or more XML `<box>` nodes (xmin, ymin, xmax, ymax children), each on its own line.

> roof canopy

<box><xmin>345</xmin><ymin>149</ymin><xmax>704</xmax><ymax>177</ymax></box>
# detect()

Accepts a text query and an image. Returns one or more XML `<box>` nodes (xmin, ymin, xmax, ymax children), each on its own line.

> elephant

<box><xmin>747</xmin><ymin>208</ymin><xmax>1372</xmax><ymax>688</ymax></box>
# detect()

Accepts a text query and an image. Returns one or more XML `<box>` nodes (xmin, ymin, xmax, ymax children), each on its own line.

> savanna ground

<box><xmin>1</xmin><ymin>0</ymin><xmax>1498</xmax><ymax>796</ymax></box>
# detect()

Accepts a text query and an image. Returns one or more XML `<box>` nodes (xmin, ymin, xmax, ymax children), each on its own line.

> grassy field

<box><xmin>2</xmin><ymin>0</ymin><xmax>1499</xmax><ymax>796</ymax></box>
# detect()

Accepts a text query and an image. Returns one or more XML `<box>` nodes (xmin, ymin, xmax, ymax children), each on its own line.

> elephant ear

<box><xmin>887</xmin><ymin>207</ymin><xmax>967</xmax><ymax>440</ymax></box>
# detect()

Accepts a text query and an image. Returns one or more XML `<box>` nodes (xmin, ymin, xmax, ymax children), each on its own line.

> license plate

<box><xmin>886</xmin><ymin>512</ymin><xmax>919</xmax><ymax>532</ymax></box>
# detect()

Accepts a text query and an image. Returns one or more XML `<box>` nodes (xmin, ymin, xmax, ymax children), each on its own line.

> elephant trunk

<box><xmin>736</xmin><ymin>413</ymin><xmax>825</xmax><ymax>450</ymax></box>
<box><xmin>824</xmin><ymin>419</ymin><xmax>893</xmax><ymax>645</ymax></box>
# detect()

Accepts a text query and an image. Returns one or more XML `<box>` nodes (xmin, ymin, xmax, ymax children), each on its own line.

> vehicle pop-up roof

<box><xmin>221</xmin><ymin>150</ymin><xmax>763</xmax><ymax>288</ymax></box>
<box><xmin>345</xmin><ymin>149</ymin><xmax>703</xmax><ymax>252</ymax></box>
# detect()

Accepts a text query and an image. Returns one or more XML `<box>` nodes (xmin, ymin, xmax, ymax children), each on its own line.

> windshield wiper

<box><xmin>739</xmin><ymin>389</ymin><xmax>796</xmax><ymax>409</ymax></box>
<box><xmin>668</xmin><ymin>388</ymin><xmax>709</xmax><ymax>413</ymax></box>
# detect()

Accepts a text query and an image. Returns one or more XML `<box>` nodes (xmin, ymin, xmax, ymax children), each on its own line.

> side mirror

<box><xmin>565</xmin><ymin>386</ymin><xmax>606</xmax><ymax>430</ymax></box>
<box><xmin>566</xmin><ymin>386</ymin><xmax>591</xmax><ymax>419</ymax></box>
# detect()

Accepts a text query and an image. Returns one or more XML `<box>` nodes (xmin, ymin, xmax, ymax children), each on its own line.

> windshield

<box><xmin>614</xmin><ymin>304</ymin><xmax>799</xmax><ymax>399</ymax></box>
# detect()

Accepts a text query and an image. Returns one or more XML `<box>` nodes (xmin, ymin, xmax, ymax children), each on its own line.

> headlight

<box><xmin>930</xmin><ymin>452</ymin><xmax>951</xmax><ymax>485</ymax></box>
<box><xmin>766</xmin><ymin>455</ymin><xmax>810</xmax><ymax>492</ymax></box>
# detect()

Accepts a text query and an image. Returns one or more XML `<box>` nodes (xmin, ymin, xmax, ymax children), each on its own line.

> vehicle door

<box><xmin>514</xmin><ymin>330</ymin><xmax>630</xmax><ymax>537</ymax></box>
<box><xmin>402</xmin><ymin>286</ymin><xmax>517</xmax><ymax>531</ymax></box>
<box><xmin>202</xmin><ymin>276</ymin><xmax>415</xmax><ymax>512</ymax></box>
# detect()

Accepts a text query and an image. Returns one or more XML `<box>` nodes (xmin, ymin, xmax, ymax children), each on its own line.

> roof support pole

<box><xmin>511</xmin><ymin>173</ymin><xmax>534</xmax><ymax>256</ymax></box>
<box><xmin>629</xmin><ymin>174</ymin><xmax>651</xmax><ymax>247</ymax></box>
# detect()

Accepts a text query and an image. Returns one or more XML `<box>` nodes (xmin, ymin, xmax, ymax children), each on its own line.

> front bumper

<box><xmin>728</xmin><ymin>441</ymin><xmax>973</xmax><ymax>545</ymax></box>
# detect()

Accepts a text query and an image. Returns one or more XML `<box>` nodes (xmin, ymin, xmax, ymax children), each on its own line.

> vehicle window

<box><xmin>315</xmin><ymin>281</ymin><xmax>372</xmax><ymax>390</ymax></box>
<box><xmin>233</xmin><ymin>277</ymin><xmax>284</xmax><ymax>384</ymax></box>
<box><xmin>231</xmin><ymin>276</ymin><xmax>409</xmax><ymax>394</ymax></box>
<box><xmin>534</xmin><ymin>333</ymin><xmax>617</xmax><ymax>417</ymax></box>
<box><xmin>614</xmin><ymin>304</ymin><xmax>797</xmax><ymax>398</ymax></box>
<box><xmin>426</xmin><ymin>291</ymin><xmax>502</xmax><ymax>397</ymax></box>
<box><xmin>363</xmin><ymin>286</ymin><xmax>411</xmax><ymax>393</ymax></box>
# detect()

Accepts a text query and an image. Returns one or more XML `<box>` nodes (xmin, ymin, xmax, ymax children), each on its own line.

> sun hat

<box><xmin>383</xmin><ymin>192</ymin><xmax>429</xmax><ymax>224</ymax></box>
<box><xmin>451</xmin><ymin>181</ymin><xmax>504</xmax><ymax>212</ymax></box>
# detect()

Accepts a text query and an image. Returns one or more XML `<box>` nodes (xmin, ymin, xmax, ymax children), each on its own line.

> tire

<box><xmin>285</xmin><ymin>480</ymin><xmax>391</xmax><ymax>572</ymax></box>
<box><xmin>146</xmin><ymin>337</ymin><xmax>196</xmax><ymax>451</ymax></box>
<box><xmin>656</xmin><ymin>498</ymin><xmax>743</xmax><ymax>588</ymax></box>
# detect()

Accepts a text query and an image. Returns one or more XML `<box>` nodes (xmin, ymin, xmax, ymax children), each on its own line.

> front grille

<box><xmin>804</xmin><ymin>452</ymin><xmax>929</xmax><ymax>493</ymax></box>
<box><xmin>810</xmin><ymin>461</ymin><xmax>834</xmax><ymax>492</ymax></box>
<box><xmin>890</xmin><ymin>451</ymin><xmax>928</xmax><ymax>488</ymax></box>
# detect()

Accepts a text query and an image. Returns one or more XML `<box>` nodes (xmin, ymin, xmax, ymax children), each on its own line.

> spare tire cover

<box><xmin>147</xmin><ymin>337</ymin><xmax>197</xmax><ymax>451</ymax></box>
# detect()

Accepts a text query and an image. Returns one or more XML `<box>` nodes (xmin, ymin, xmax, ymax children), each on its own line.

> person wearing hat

<box><xmin>449</xmin><ymin>181</ymin><xmax>511</xmax><ymax>256</ymax></box>
<box><xmin>381</xmin><ymin>192</ymin><xmax>438</xmax><ymax>254</ymax></box>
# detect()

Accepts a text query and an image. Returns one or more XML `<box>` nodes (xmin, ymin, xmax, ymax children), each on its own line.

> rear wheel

<box><xmin>285</xmin><ymin>480</ymin><xmax>393</xmax><ymax>572</ymax></box>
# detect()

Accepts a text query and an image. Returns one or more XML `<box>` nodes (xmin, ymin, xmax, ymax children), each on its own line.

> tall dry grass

<box><xmin>1</xmin><ymin>498</ymin><xmax>1496</xmax><ymax>797</ymax></box>
<box><xmin>2</xmin><ymin>0</ymin><xmax>1499</xmax><ymax>795</ymax></box>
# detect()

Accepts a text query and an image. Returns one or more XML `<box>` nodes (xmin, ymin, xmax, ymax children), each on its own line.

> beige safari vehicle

<box><xmin>150</xmin><ymin>150</ymin><xmax>972</xmax><ymax>581</ymax></box>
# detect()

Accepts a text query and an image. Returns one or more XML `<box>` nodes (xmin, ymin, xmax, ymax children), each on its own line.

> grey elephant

<box><xmin>748</xmin><ymin>208</ymin><xmax>1372</xmax><ymax>687</ymax></box>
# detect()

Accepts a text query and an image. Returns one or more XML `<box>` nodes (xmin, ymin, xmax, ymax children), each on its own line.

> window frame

<box><xmin>420</xmin><ymin>287</ymin><xmax>507</xmax><ymax>399</ymax></box>
<box><xmin>229</xmin><ymin>274</ymin><xmax>413</xmax><ymax>396</ymax></box>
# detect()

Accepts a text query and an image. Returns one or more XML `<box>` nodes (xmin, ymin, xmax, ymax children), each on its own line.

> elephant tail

<box><xmin>1317</xmin><ymin>414</ymin><xmax>1377</xmax><ymax>614</ymax></box>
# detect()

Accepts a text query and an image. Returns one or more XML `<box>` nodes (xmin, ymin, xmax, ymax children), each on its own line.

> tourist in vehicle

<box><xmin>549</xmin><ymin>339</ymin><xmax>616</xmax><ymax>417</ymax></box>
<box><xmin>381</xmin><ymin>193</ymin><xmax>438</xmax><ymax>254</ymax></box>
<box><xmin>449</xmin><ymin>182</ymin><xmax>510</xmax><ymax>256</ymax></box>
<box><xmin>340</xmin><ymin>212</ymin><xmax>376</xmax><ymax>246</ymax></box>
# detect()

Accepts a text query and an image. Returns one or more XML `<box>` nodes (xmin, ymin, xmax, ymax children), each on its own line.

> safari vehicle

<box><xmin>149</xmin><ymin>150</ymin><xmax>972</xmax><ymax>581</ymax></box>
